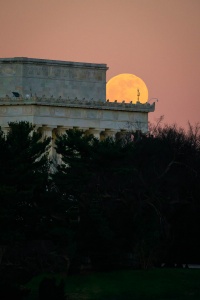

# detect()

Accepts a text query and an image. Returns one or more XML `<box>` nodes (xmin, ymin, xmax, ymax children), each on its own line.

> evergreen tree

<box><xmin>54</xmin><ymin>125</ymin><xmax>200</xmax><ymax>268</ymax></box>
<box><xmin>53</xmin><ymin>129</ymin><xmax>140</xmax><ymax>268</ymax></box>
<box><xmin>0</xmin><ymin>121</ymin><xmax>51</xmax><ymax>243</ymax></box>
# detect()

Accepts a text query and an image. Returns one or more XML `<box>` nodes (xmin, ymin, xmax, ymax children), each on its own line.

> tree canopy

<box><xmin>0</xmin><ymin>121</ymin><xmax>200</xmax><ymax>284</ymax></box>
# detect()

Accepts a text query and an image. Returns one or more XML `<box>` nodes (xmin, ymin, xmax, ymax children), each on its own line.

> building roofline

<box><xmin>0</xmin><ymin>96</ymin><xmax>155</xmax><ymax>113</ymax></box>
<box><xmin>0</xmin><ymin>57</ymin><xmax>108</xmax><ymax>70</ymax></box>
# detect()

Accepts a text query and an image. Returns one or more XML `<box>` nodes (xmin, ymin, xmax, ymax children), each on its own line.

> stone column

<box><xmin>116</xmin><ymin>130</ymin><xmax>127</xmax><ymax>141</ymax></box>
<box><xmin>41</xmin><ymin>126</ymin><xmax>53</xmax><ymax>139</ymax></box>
<box><xmin>56</xmin><ymin>126</ymin><xmax>68</xmax><ymax>137</ymax></box>
<box><xmin>39</xmin><ymin>126</ymin><xmax>55</xmax><ymax>157</ymax></box>
<box><xmin>51</xmin><ymin>128</ymin><xmax>66</xmax><ymax>165</ymax></box>
<box><xmin>85</xmin><ymin>128</ymin><xmax>101</xmax><ymax>139</ymax></box>
<box><xmin>1</xmin><ymin>127</ymin><xmax>9</xmax><ymax>137</ymax></box>
<box><xmin>100</xmin><ymin>129</ymin><xmax>117</xmax><ymax>140</ymax></box>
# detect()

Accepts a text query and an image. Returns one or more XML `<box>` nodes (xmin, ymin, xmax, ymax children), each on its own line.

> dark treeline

<box><xmin>0</xmin><ymin>121</ymin><xmax>200</xmax><ymax>286</ymax></box>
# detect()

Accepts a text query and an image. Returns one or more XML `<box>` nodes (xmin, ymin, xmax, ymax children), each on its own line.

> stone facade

<box><xmin>0</xmin><ymin>58</ymin><xmax>107</xmax><ymax>101</ymax></box>
<box><xmin>0</xmin><ymin>96</ymin><xmax>155</xmax><ymax>136</ymax></box>
<box><xmin>0</xmin><ymin>58</ymin><xmax>155</xmax><ymax>143</ymax></box>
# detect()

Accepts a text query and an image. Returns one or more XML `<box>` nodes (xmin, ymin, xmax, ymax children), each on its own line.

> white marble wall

<box><xmin>0</xmin><ymin>58</ymin><xmax>108</xmax><ymax>101</ymax></box>
<box><xmin>0</xmin><ymin>103</ymin><xmax>151</xmax><ymax>135</ymax></box>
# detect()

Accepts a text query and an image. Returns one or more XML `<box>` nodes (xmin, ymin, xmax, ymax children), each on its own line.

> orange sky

<box><xmin>1</xmin><ymin>0</ymin><xmax>200</xmax><ymax>128</ymax></box>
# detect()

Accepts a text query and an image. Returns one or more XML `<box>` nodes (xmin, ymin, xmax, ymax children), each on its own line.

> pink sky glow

<box><xmin>0</xmin><ymin>0</ymin><xmax>200</xmax><ymax>128</ymax></box>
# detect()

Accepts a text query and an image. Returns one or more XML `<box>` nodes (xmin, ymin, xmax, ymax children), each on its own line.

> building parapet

<box><xmin>0</xmin><ymin>57</ymin><xmax>108</xmax><ymax>70</ymax></box>
<box><xmin>0</xmin><ymin>96</ymin><xmax>155</xmax><ymax>113</ymax></box>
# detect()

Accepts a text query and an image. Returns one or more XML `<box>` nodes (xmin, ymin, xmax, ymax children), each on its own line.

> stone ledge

<box><xmin>0</xmin><ymin>97</ymin><xmax>155</xmax><ymax>112</ymax></box>
<box><xmin>0</xmin><ymin>57</ymin><xmax>108</xmax><ymax>70</ymax></box>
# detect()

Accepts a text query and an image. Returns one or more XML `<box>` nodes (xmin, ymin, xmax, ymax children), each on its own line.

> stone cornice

<box><xmin>0</xmin><ymin>57</ymin><xmax>108</xmax><ymax>70</ymax></box>
<box><xmin>0</xmin><ymin>97</ymin><xmax>155</xmax><ymax>113</ymax></box>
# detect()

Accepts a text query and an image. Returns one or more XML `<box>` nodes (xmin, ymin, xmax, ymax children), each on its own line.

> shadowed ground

<box><xmin>26</xmin><ymin>268</ymin><xmax>200</xmax><ymax>300</ymax></box>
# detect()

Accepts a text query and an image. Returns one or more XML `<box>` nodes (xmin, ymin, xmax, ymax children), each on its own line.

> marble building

<box><xmin>0</xmin><ymin>57</ymin><xmax>155</xmax><ymax>141</ymax></box>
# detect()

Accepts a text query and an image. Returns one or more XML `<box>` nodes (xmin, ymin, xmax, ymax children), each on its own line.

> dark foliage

<box><xmin>0</xmin><ymin>122</ymin><xmax>52</xmax><ymax>282</ymax></box>
<box><xmin>0</xmin><ymin>281</ymin><xmax>30</xmax><ymax>300</ymax></box>
<box><xmin>0</xmin><ymin>121</ymin><xmax>200</xmax><ymax>281</ymax></box>
<box><xmin>53</xmin><ymin>123</ymin><xmax>200</xmax><ymax>269</ymax></box>
<box><xmin>0</xmin><ymin>121</ymin><xmax>51</xmax><ymax>243</ymax></box>
<box><xmin>39</xmin><ymin>277</ymin><xmax>67</xmax><ymax>300</ymax></box>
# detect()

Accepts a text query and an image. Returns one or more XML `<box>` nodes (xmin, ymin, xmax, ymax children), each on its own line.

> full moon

<box><xmin>106</xmin><ymin>73</ymin><xmax>148</xmax><ymax>103</ymax></box>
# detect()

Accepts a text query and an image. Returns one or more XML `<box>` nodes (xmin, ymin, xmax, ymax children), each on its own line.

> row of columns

<box><xmin>1</xmin><ymin>125</ymin><xmax>127</xmax><ymax>140</ymax></box>
<box><xmin>1</xmin><ymin>125</ymin><xmax>128</xmax><ymax>157</ymax></box>
<box><xmin>56</xmin><ymin>127</ymin><xmax>128</xmax><ymax>140</ymax></box>
<box><xmin>40</xmin><ymin>126</ymin><xmax>128</xmax><ymax>159</ymax></box>
<box><xmin>37</xmin><ymin>127</ymin><xmax>119</xmax><ymax>142</ymax></box>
